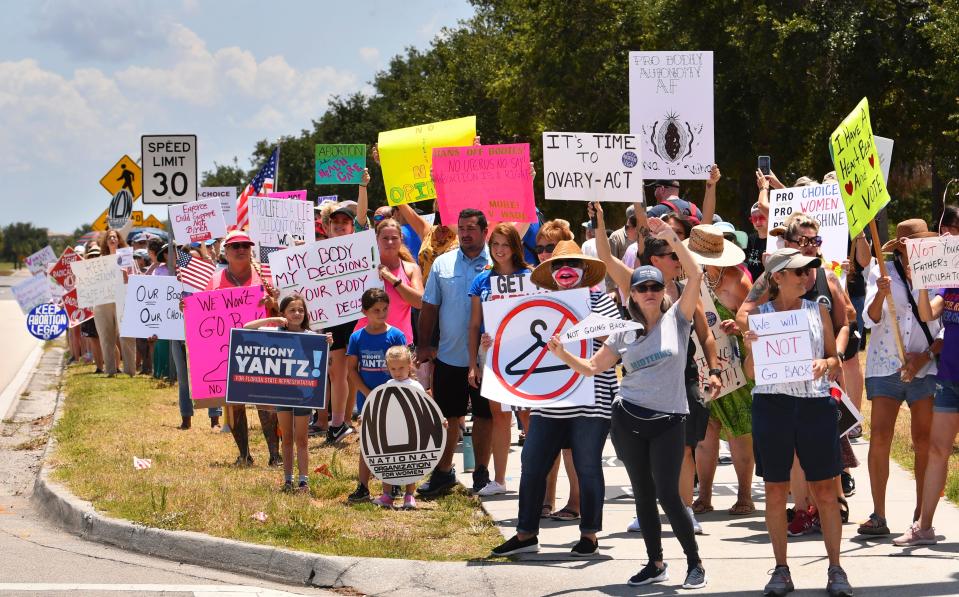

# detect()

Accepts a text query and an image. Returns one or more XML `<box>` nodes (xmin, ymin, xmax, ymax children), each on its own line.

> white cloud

<box><xmin>32</xmin><ymin>0</ymin><xmax>169</xmax><ymax>61</ymax></box>
<box><xmin>359</xmin><ymin>47</ymin><xmax>381</xmax><ymax>66</ymax></box>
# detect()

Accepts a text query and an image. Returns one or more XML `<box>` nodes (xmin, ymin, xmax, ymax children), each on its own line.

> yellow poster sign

<box><xmin>829</xmin><ymin>98</ymin><xmax>890</xmax><ymax>238</ymax></box>
<box><xmin>378</xmin><ymin>116</ymin><xmax>476</xmax><ymax>206</ymax></box>
<box><xmin>100</xmin><ymin>155</ymin><xmax>142</xmax><ymax>199</ymax></box>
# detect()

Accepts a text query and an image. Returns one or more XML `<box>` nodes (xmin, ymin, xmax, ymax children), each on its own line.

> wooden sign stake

<box><xmin>868</xmin><ymin>219</ymin><xmax>906</xmax><ymax>362</ymax></box>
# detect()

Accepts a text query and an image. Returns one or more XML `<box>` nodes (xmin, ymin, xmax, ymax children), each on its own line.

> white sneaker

<box><xmin>477</xmin><ymin>481</ymin><xmax>508</xmax><ymax>496</ymax></box>
<box><xmin>627</xmin><ymin>517</ymin><xmax>641</xmax><ymax>533</ymax></box>
<box><xmin>686</xmin><ymin>506</ymin><xmax>703</xmax><ymax>535</ymax></box>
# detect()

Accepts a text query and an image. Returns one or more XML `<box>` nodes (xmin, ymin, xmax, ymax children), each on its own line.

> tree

<box><xmin>2</xmin><ymin>222</ymin><xmax>49</xmax><ymax>268</ymax></box>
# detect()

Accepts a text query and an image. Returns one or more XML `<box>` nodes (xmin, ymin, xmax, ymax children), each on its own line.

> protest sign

<box><xmin>62</xmin><ymin>288</ymin><xmax>94</xmax><ymax>327</ymax></box>
<box><xmin>874</xmin><ymin>136</ymin><xmax>894</xmax><ymax>184</ymax></box>
<box><xmin>169</xmin><ymin>198</ymin><xmax>227</xmax><ymax>243</ymax></box>
<box><xmin>748</xmin><ymin>309</ymin><xmax>814</xmax><ymax>386</ymax></box>
<box><xmin>24</xmin><ymin>246</ymin><xmax>57</xmax><ymax>275</ymax></box>
<box><xmin>432</xmin><ymin>143</ymin><xmax>536</xmax><ymax>224</ymax></box>
<box><xmin>118</xmin><ymin>276</ymin><xmax>185</xmax><ymax>340</ymax></box>
<box><xmin>71</xmin><ymin>257</ymin><xmax>122</xmax><ymax>308</ymax></box>
<box><xmin>12</xmin><ymin>274</ymin><xmax>53</xmax><ymax>315</ymax></box>
<box><xmin>115</xmin><ymin>247</ymin><xmax>135</xmax><ymax>272</ymax></box>
<box><xmin>50</xmin><ymin>247</ymin><xmax>81</xmax><ymax>292</ymax></box>
<box><xmin>628</xmin><ymin>51</ymin><xmax>714</xmax><ymax>179</ymax></box>
<box><xmin>829</xmin><ymin>98</ymin><xmax>890</xmax><ymax>238</ymax></box>
<box><xmin>765</xmin><ymin>182</ymin><xmax>848</xmax><ymax>264</ymax></box>
<box><xmin>141</xmin><ymin>134</ymin><xmax>198</xmax><ymax>204</ymax></box>
<box><xmin>690</xmin><ymin>282</ymin><xmax>748</xmax><ymax>399</ymax></box>
<box><xmin>543</xmin><ymin>133</ymin><xmax>642</xmax><ymax>202</ymax></box>
<box><xmin>316</xmin><ymin>195</ymin><xmax>338</xmax><ymax>205</ymax></box>
<box><xmin>906</xmin><ymin>236</ymin><xmax>959</xmax><ymax>290</ymax></box>
<box><xmin>26</xmin><ymin>303</ymin><xmax>68</xmax><ymax>340</ymax></box>
<box><xmin>378</xmin><ymin>116</ymin><xmax>476</xmax><ymax>206</ymax></box>
<box><xmin>560</xmin><ymin>312</ymin><xmax>645</xmax><ymax>343</ymax></box>
<box><xmin>481</xmin><ymin>288</ymin><xmax>594</xmax><ymax>408</ymax></box>
<box><xmin>268</xmin><ymin>190</ymin><xmax>308</xmax><ymax>201</ymax></box>
<box><xmin>831</xmin><ymin>382</ymin><xmax>864</xmax><ymax>438</ymax></box>
<box><xmin>199</xmin><ymin>186</ymin><xmax>237</xmax><ymax>228</ymax></box>
<box><xmin>487</xmin><ymin>273</ymin><xmax>546</xmax><ymax>301</ymax></box>
<box><xmin>315</xmin><ymin>144</ymin><xmax>366</xmax><ymax>184</ymax></box>
<box><xmin>100</xmin><ymin>154</ymin><xmax>142</xmax><ymax>199</ymax></box>
<box><xmin>184</xmin><ymin>286</ymin><xmax>266</xmax><ymax>400</ymax></box>
<box><xmin>269</xmin><ymin>230</ymin><xmax>382</xmax><ymax>329</ymax></box>
<box><xmin>248</xmin><ymin>195</ymin><xmax>315</xmax><ymax>262</ymax></box>
<box><xmin>360</xmin><ymin>381</ymin><xmax>447</xmax><ymax>486</ymax></box>
<box><xmin>225</xmin><ymin>328</ymin><xmax>329</xmax><ymax>409</ymax></box>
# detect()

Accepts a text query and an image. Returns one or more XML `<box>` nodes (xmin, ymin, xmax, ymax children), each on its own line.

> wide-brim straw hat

<box><xmin>683</xmin><ymin>224</ymin><xmax>745</xmax><ymax>267</ymax></box>
<box><xmin>880</xmin><ymin>218</ymin><xmax>938</xmax><ymax>253</ymax></box>
<box><xmin>530</xmin><ymin>240</ymin><xmax>607</xmax><ymax>290</ymax></box>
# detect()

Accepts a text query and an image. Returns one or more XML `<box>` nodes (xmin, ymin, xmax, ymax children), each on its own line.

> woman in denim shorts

<box><xmin>859</xmin><ymin>220</ymin><xmax>942</xmax><ymax>537</ymax></box>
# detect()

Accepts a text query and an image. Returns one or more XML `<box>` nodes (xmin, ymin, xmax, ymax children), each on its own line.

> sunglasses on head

<box><xmin>787</xmin><ymin>235</ymin><xmax>822</xmax><ymax>248</ymax></box>
<box><xmin>534</xmin><ymin>243</ymin><xmax>556</xmax><ymax>254</ymax></box>
<box><xmin>373</xmin><ymin>214</ymin><xmax>387</xmax><ymax>222</ymax></box>
<box><xmin>653</xmin><ymin>251</ymin><xmax>679</xmax><ymax>261</ymax></box>
<box><xmin>633</xmin><ymin>282</ymin><xmax>665</xmax><ymax>293</ymax></box>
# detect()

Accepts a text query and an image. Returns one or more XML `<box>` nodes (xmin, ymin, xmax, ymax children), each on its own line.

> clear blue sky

<box><xmin>0</xmin><ymin>0</ymin><xmax>475</xmax><ymax>233</ymax></box>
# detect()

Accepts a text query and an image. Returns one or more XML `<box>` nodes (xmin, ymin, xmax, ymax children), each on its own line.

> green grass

<box><xmin>0</xmin><ymin>261</ymin><xmax>15</xmax><ymax>276</ymax></box>
<box><xmin>51</xmin><ymin>364</ymin><xmax>502</xmax><ymax>560</ymax></box>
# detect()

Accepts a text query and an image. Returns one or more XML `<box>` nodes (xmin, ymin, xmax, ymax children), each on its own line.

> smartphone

<box><xmin>758</xmin><ymin>155</ymin><xmax>771</xmax><ymax>176</ymax></box>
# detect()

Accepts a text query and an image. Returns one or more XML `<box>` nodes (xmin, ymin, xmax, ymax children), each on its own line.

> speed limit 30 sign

<box><xmin>141</xmin><ymin>134</ymin><xmax>198</xmax><ymax>204</ymax></box>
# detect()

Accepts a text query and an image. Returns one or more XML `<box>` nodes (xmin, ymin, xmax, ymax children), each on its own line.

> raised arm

<box><xmin>354</xmin><ymin>168</ymin><xmax>371</xmax><ymax>228</ymax></box>
<box><xmin>648</xmin><ymin>217</ymin><xmax>703</xmax><ymax>321</ymax></box>
<box><xmin>244</xmin><ymin>316</ymin><xmax>285</xmax><ymax>329</ymax></box>
<box><xmin>702</xmin><ymin>164</ymin><xmax>720</xmax><ymax>224</ymax></box>
<box><xmin>546</xmin><ymin>338</ymin><xmax>620</xmax><ymax>377</ymax></box>
<box><xmin>590</xmin><ymin>201</ymin><xmax>633</xmax><ymax>290</ymax></box>
<box><xmin>755</xmin><ymin>169</ymin><xmax>770</xmax><ymax>218</ymax></box>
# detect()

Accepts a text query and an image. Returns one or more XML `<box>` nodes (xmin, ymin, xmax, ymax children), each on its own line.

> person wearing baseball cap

<box><xmin>745</xmin><ymin>199</ymin><xmax>768</xmax><ymax>282</ymax></box>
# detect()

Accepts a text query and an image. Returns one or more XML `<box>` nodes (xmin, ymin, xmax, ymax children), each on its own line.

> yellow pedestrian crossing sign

<box><xmin>100</xmin><ymin>155</ymin><xmax>142</xmax><ymax>199</ymax></box>
<box><xmin>142</xmin><ymin>215</ymin><xmax>165</xmax><ymax>229</ymax></box>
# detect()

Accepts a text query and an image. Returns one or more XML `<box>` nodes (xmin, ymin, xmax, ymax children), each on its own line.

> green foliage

<box><xmin>2</xmin><ymin>222</ymin><xmax>49</xmax><ymax>264</ymax></box>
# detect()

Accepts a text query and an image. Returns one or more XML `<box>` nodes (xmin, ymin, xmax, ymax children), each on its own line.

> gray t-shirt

<box><xmin>605</xmin><ymin>303</ymin><xmax>691</xmax><ymax>414</ymax></box>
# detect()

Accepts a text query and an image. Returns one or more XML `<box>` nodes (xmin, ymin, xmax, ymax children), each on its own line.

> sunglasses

<box><xmin>228</xmin><ymin>243</ymin><xmax>253</xmax><ymax>250</ymax></box>
<box><xmin>534</xmin><ymin>243</ymin><xmax>557</xmax><ymax>254</ymax></box>
<box><xmin>789</xmin><ymin>266</ymin><xmax>814</xmax><ymax>277</ymax></box>
<box><xmin>750</xmin><ymin>214</ymin><xmax>767</xmax><ymax>222</ymax></box>
<box><xmin>633</xmin><ymin>282</ymin><xmax>665</xmax><ymax>293</ymax></box>
<box><xmin>653</xmin><ymin>251</ymin><xmax>679</xmax><ymax>261</ymax></box>
<box><xmin>373</xmin><ymin>213</ymin><xmax>389</xmax><ymax>222</ymax></box>
<box><xmin>787</xmin><ymin>235</ymin><xmax>823</xmax><ymax>248</ymax></box>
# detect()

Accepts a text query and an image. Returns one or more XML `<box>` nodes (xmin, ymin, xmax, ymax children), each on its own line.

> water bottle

<box><xmin>462</xmin><ymin>429</ymin><xmax>475</xmax><ymax>472</ymax></box>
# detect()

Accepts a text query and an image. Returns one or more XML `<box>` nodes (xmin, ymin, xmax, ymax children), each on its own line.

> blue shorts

<box><xmin>865</xmin><ymin>373</ymin><xmax>937</xmax><ymax>405</ymax></box>
<box><xmin>752</xmin><ymin>393</ymin><xmax>842</xmax><ymax>483</ymax></box>
<box><xmin>275</xmin><ymin>406</ymin><xmax>312</xmax><ymax>417</ymax></box>
<box><xmin>934</xmin><ymin>379</ymin><xmax>959</xmax><ymax>414</ymax></box>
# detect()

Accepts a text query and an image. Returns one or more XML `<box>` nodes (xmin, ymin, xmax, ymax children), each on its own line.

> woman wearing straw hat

<box><xmin>491</xmin><ymin>239</ymin><xmax>619</xmax><ymax>559</ymax></box>
<box><xmin>858</xmin><ymin>218</ymin><xmax>943</xmax><ymax>537</ymax></box>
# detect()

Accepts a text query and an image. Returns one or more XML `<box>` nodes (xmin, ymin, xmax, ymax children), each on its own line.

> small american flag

<box><xmin>133</xmin><ymin>456</ymin><xmax>153</xmax><ymax>470</ymax></box>
<box><xmin>257</xmin><ymin>245</ymin><xmax>281</xmax><ymax>284</ymax></box>
<box><xmin>175</xmin><ymin>247</ymin><xmax>217</xmax><ymax>292</ymax></box>
<box><xmin>235</xmin><ymin>148</ymin><xmax>279</xmax><ymax>231</ymax></box>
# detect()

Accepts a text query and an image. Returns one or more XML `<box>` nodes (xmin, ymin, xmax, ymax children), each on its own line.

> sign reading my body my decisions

<box><xmin>142</xmin><ymin>134</ymin><xmax>198</xmax><ymax>204</ymax></box>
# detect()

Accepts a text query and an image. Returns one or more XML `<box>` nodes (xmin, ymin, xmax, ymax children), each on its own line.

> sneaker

<box><xmin>847</xmin><ymin>424</ymin><xmax>862</xmax><ymax>440</ymax></box>
<box><xmin>296</xmin><ymin>480</ymin><xmax>309</xmax><ymax>494</ymax></box>
<box><xmin>373</xmin><ymin>494</ymin><xmax>395</xmax><ymax>509</ymax></box>
<box><xmin>417</xmin><ymin>467</ymin><xmax>457</xmax><ymax>497</ymax></box>
<box><xmin>687</xmin><ymin>506</ymin><xmax>703</xmax><ymax>535</ymax></box>
<box><xmin>477</xmin><ymin>481</ymin><xmax>508</xmax><ymax>496</ymax></box>
<box><xmin>627</xmin><ymin>517</ymin><xmax>641</xmax><ymax>533</ymax></box>
<box><xmin>402</xmin><ymin>494</ymin><xmax>417</xmax><ymax>510</ymax></box>
<box><xmin>471</xmin><ymin>466</ymin><xmax>491</xmax><ymax>493</ymax></box>
<box><xmin>280</xmin><ymin>481</ymin><xmax>294</xmax><ymax>493</ymax></box>
<box><xmin>683</xmin><ymin>564</ymin><xmax>707</xmax><ymax>589</ymax></box>
<box><xmin>841</xmin><ymin>472</ymin><xmax>856</xmax><ymax>497</ymax></box>
<box><xmin>570</xmin><ymin>536</ymin><xmax>598</xmax><ymax>557</ymax></box>
<box><xmin>325</xmin><ymin>423</ymin><xmax>354</xmax><ymax>444</ymax></box>
<box><xmin>826</xmin><ymin>565</ymin><xmax>853</xmax><ymax>597</ymax></box>
<box><xmin>347</xmin><ymin>483</ymin><xmax>370</xmax><ymax>504</ymax></box>
<box><xmin>787</xmin><ymin>507</ymin><xmax>819</xmax><ymax>537</ymax></box>
<box><xmin>892</xmin><ymin>522</ymin><xmax>937</xmax><ymax>546</ymax></box>
<box><xmin>627</xmin><ymin>561</ymin><xmax>669</xmax><ymax>586</ymax></box>
<box><xmin>307</xmin><ymin>424</ymin><xmax>327</xmax><ymax>437</ymax></box>
<box><xmin>268</xmin><ymin>454</ymin><xmax>283</xmax><ymax>467</ymax></box>
<box><xmin>491</xmin><ymin>534</ymin><xmax>539</xmax><ymax>556</ymax></box>
<box><xmin>763</xmin><ymin>565</ymin><xmax>794</xmax><ymax>596</ymax></box>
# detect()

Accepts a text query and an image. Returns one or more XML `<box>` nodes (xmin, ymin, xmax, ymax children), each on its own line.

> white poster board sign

<box><xmin>906</xmin><ymin>236</ymin><xmax>959</xmax><ymax>290</ymax></box>
<box><xmin>487</xmin><ymin>273</ymin><xmax>547</xmax><ymax>301</ymax></box>
<box><xmin>628</xmin><ymin>51</ymin><xmax>714</xmax><ymax>179</ymax></box>
<box><xmin>12</xmin><ymin>274</ymin><xmax>53</xmax><ymax>315</ymax></box>
<box><xmin>268</xmin><ymin>230</ymin><xmax>382</xmax><ymax>329</ymax></box>
<box><xmin>560</xmin><ymin>312</ymin><xmax>644</xmax><ymax>343</ymax></box>
<box><xmin>542</xmin><ymin>133</ymin><xmax>642</xmax><ymax>202</ymax></box>
<box><xmin>141</xmin><ymin>134</ymin><xmax>198</xmax><ymax>204</ymax></box>
<box><xmin>691</xmin><ymin>282</ymin><xmax>748</xmax><ymax>399</ymax></box>
<box><xmin>766</xmin><ymin>182</ymin><xmax>848</xmax><ymax>264</ymax></box>
<box><xmin>248</xmin><ymin>195</ymin><xmax>315</xmax><ymax>261</ymax></box>
<box><xmin>199</xmin><ymin>186</ymin><xmax>237</xmax><ymax>228</ymax></box>
<box><xmin>169</xmin><ymin>198</ymin><xmax>227</xmax><ymax>244</ymax></box>
<box><xmin>874</xmin><ymin>136</ymin><xmax>894</xmax><ymax>184</ymax></box>
<box><xmin>119</xmin><ymin>275</ymin><xmax>185</xmax><ymax>340</ymax></box>
<box><xmin>481</xmin><ymin>288</ymin><xmax>595</xmax><ymax>408</ymax></box>
<box><xmin>748</xmin><ymin>309</ymin><xmax>814</xmax><ymax>386</ymax></box>
<box><xmin>71</xmin><ymin>257</ymin><xmax>123</xmax><ymax>308</ymax></box>
<box><xmin>24</xmin><ymin>246</ymin><xmax>57</xmax><ymax>275</ymax></box>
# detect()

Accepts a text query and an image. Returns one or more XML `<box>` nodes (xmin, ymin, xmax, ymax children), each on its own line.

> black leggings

<box><xmin>610</xmin><ymin>399</ymin><xmax>701</xmax><ymax>567</ymax></box>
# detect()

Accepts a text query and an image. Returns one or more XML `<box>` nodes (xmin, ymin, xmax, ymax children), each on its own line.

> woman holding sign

<box><xmin>742</xmin><ymin>248</ymin><xmax>850</xmax><ymax>597</ymax></box>
<box><xmin>93</xmin><ymin>228</ymin><xmax>136</xmax><ymax>377</ymax></box>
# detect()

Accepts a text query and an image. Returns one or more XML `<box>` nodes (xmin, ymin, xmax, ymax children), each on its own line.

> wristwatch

<box><xmin>708</xmin><ymin>368</ymin><xmax>723</xmax><ymax>377</ymax></box>
<box><xmin>925</xmin><ymin>348</ymin><xmax>936</xmax><ymax>360</ymax></box>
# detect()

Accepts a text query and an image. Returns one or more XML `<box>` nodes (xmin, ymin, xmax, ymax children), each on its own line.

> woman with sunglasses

<box><xmin>742</xmin><ymin>247</ymin><xmax>851</xmax><ymax>597</ymax></box>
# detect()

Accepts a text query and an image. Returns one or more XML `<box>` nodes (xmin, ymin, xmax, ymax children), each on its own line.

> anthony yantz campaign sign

<box><xmin>226</xmin><ymin>328</ymin><xmax>328</xmax><ymax>409</ymax></box>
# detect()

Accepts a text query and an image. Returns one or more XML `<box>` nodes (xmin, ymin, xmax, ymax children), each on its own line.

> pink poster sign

<box><xmin>184</xmin><ymin>286</ymin><xmax>266</xmax><ymax>400</ymax></box>
<box><xmin>432</xmin><ymin>143</ymin><xmax>536</xmax><ymax>225</ymax></box>
<box><xmin>268</xmin><ymin>190</ymin><xmax>308</xmax><ymax>201</ymax></box>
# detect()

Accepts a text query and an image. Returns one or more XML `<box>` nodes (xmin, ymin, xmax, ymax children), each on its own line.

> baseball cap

<box><xmin>630</xmin><ymin>265</ymin><xmax>665</xmax><ymax>287</ymax></box>
<box><xmin>765</xmin><ymin>248</ymin><xmax>821</xmax><ymax>274</ymax></box>
<box><xmin>750</xmin><ymin>202</ymin><xmax>761</xmax><ymax>215</ymax></box>
<box><xmin>133</xmin><ymin>249</ymin><xmax>149</xmax><ymax>259</ymax></box>
<box><xmin>645</xmin><ymin>179</ymin><xmax>680</xmax><ymax>188</ymax></box>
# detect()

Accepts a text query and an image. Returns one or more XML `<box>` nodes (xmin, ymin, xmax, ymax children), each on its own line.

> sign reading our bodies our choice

<box><xmin>830</xmin><ymin>98</ymin><xmax>890</xmax><ymax>238</ymax></box>
<box><xmin>141</xmin><ymin>134</ymin><xmax>198</xmax><ymax>204</ymax></box>
<box><xmin>542</xmin><ymin>133</ymin><xmax>642</xmax><ymax>202</ymax></box>
<box><xmin>119</xmin><ymin>276</ymin><xmax>185</xmax><ymax>340</ymax></box>
<box><xmin>226</xmin><ymin>328</ymin><xmax>329</xmax><ymax>409</ymax></box>
<box><xmin>766</xmin><ymin>182</ymin><xmax>848</xmax><ymax>264</ymax></box>
<box><xmin>906</xmin><ymin>236</ymin><xmax>959</xmax><ymax>290</ymax></box>
<box><xmin>432</xmin><ymin>143</ymin><xmax>536</xmax><ymax>224</ymax></box>
<box><xmin>169</xmin><ymin>198</ymin><xmax>227</xmax><ymax>243</ymax></box>
<box><xmin>748</xmin><ymin>309</ymin><xmax>814</xmax><ymax>386</ymax></box>
<box><xmin>268</xmin><ymin>230</ymin><xmax>382</xmax><ymax>329</ymax></box>
<box><xmin>628</xmin><ymin>51</ymin><xmax>714</xmax><ymax>179</ymax></box>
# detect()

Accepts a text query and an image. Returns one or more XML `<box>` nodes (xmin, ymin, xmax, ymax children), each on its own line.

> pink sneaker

<box><xmin>373</xmin><ymin>494</ymin><xmax>395</xmax><ymax>509</ymax></box>
<box><xmin>787</xmin><ymin>507</ymin><xmax>820</xmax><ymax>537</ymax></box>
<box><xmin>402</xmin><ymin>494</ymin><xmax>417</xmax><ymax>510</ymax></box>
<box><xmin>893</xmin><ymin>522</ymin><xmax>937</xmax><ymax>546</ymax></box>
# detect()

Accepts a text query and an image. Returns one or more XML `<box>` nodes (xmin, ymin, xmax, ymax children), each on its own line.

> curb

<box><xmin>29</xmin><ymin>353</ymin><xmax>507</xmax><ymax>596</ymax></box>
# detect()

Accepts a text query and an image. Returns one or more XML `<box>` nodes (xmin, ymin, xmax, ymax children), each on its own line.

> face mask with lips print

<box><xmin>552</xmin><ymin>266</ymin><xmax>583</xmax><ymax>289</ymax></box>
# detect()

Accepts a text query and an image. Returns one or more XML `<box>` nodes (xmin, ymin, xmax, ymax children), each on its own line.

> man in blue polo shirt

<box><xmin>416</xmin><ymin>208</ymin><xmax>491</xmax><ymax>496</ymax></box>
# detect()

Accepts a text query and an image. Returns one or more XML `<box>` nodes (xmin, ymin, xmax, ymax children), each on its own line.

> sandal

<box><xmin>540</xmin><ymin>505</ymin><xmax>553</xmax><ymax>519</ymax></box>
<box><xmin>692</xmin><ymin>498</ymin><xmax>714</xmax><ymax>514</ymax></box>
<box><xmin>728</xmin><ymin>501</ymin><xmax>756</xmax><ymax>516</ymax></box>
<box><xmin>857</xmin><ymin>512</ymin><xmax>889</xmax><ymax>536</ymax></box>
<box><xmin>550</xmin><ymin>507</ymin><xmax>580</xmax><ymax>521</ymax></box>
<box><xmin>838</xmin><ymin>497</ymin><xmax>849</xmax><ymax>524</ymax></box>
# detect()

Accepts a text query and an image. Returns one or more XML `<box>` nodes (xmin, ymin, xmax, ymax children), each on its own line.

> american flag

<box><xmin>235</xmin><ymin>148</ymin><xmax>280</xmax><ymax>231</ymax></box>
<box><xmin>257</xmin><ymin>245</ymin><xmax>281</xmax><ymax>285</ymax></box>
<box><xmin>175</xmin><ymin>247</ymin><xmax>217</xmax><ymax>292</ymax></box>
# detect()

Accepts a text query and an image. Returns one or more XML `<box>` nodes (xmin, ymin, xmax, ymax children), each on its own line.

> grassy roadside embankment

<box><xmin>51</xmin><ymin>364</ymin><xmax>502</xmax><ymax>560</ymax></box>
